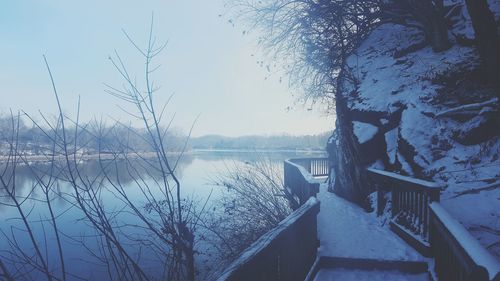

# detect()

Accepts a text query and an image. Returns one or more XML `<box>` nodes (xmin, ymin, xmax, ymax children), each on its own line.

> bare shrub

<box><xmin>204</xmin><ymin>159</ymin><xmax>291</xmax><ymax>264</ymax></box>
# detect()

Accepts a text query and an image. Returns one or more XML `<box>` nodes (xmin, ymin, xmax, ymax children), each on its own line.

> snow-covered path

<box><xmin>317</xmin><ymin>184</ymin><xmax>423</xmax><ymax>261</ymax></box>
<box><xmin>314</xmin><ymin>268</ymin><xmax>428</xmax><ymax>281</ymax></box>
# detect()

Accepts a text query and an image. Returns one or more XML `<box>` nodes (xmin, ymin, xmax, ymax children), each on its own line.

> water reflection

<box><xmin>0</xmin><ymin>155</ymin><xmax>194</xmax><ymax>206</ymax></box>
<box><xmin>0</xmin><ymin>150</ymin><xmax>324</xmax><ymax>280</ymax></box>
<box><xmin>190</xmin><ymin>149</ymin><xmax>323</xmax><ymax>162</ymax></box>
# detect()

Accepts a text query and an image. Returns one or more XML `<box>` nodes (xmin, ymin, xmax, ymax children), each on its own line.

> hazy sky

<box><xmin>0</xmin><ymin>1</ymin><xmax>333</xmax><ymax>137</ymax></box>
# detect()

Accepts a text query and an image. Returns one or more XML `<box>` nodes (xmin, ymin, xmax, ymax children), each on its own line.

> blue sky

<box><xmin>0</xmin><ymin>1</ymin><xmax>333</xmax><ymax>137</ymax></box>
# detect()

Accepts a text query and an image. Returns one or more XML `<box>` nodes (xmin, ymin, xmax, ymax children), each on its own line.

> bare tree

<box><xmin>382</xmin><ymin>0</ymin><xmax>451</xmax><ymax>52</ymax></box>
<box><xmin>463</xmin><ymin>0</ymin><xmax>500</xmax><ymax>88</ymax></box>
<box><xmin>228</xmin><ymin>0</ymin><xmax>456</xmax><ymax>106</ymax></box>
<box><xmin>226</xmin><ymin>0</ymin><xmax>458</xmax><ymax>207</ymax></box>
<box><xmin>0</xmin><ymin>18</ymin><xmax>200</xmax><ymax>281</ymax></box>
<box><xmin>101</xmin><ymin>18</ymin><xmax>199</xmax><ymax>278</ymax></box>
<box><xmin>228</xmin><ymin>0</ymin><xmax>382</xmax><ymax>207</ymax></box>
<box><xmin>0</xmin><ymin>111</ymin><xmax>68</xmax><ymax>281</ymax></box>
<box><xmin>228</xmin><ymin>0</ymin><xmax>380</xmax><ymax>108</ymax></box>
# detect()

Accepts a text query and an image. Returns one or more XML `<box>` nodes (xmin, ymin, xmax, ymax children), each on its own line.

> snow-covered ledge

<box><xmin>217</xmin><ymin>197</ymin><xmax>320</xmax><ymax>281</ymax></box>
<box><xmin>429</xmin><ymin>203</ymin><xmax>500</xmax><ymax>281</ymax></box>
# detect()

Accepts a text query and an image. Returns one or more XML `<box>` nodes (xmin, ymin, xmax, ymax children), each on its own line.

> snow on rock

<box><xmin>344</xmin><ymin>24</ymin><xmax>474</xmax><ymax>114</ymax></box>
<box><xmin>317</xmin><ymin>184</ymin><xmax>422</xmax><ymax>261</ymax></box>
<box><xmin>352</xmin><ymin>121</ymin><xmax>379</xmax><ymax>144</ymax></box>
<box><xmin>398</xmin><ymin>105</ymin><xmax>439</xmax><ymax>173</ymax></box>
<box><xmin>335</xmin><ymin>5</ymin><xmax>500</xmax><ymax>257</ymax></box>
<box><xmin>397</xmin><ymin>153</ymin><xmax>414</xmax><ymax>176</ymax></box>
<box><xmin>385</xmin><ymin>128</ymin><xmax>398</xmax><ymax>165</ymax></box>
<box><xmin>435</xmin><ymin>97</ymin><xmax>498</xmax><ymax>118</ymax></box>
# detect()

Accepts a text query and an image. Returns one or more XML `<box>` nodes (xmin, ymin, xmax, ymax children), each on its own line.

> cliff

<box><xmin>328</xmin><ymin>0</ymin><xmax>500</xmax><ymax>258</ymax></box>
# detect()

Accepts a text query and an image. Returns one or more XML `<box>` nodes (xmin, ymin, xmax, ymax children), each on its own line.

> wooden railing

<box><xmin>217</xmin><ymin>197</ymin><xmax>320</xmax><ymax>281</ymax></box>
<box><xmin>367</xmin><ymin>168</ymin><xmax>443</xmax><ymax>246</ymax></box>
<box><xmin>429</xmin><ymin>203</ymin><xmax>499</xmax><ymax>281</ymax></box>
<box><xmin>288</xmin><ymin>157</ymin><xmax>329</xmax><ymax>177</ymax></box>
<box><xmin>284</xmin><ymin>158</ymin><xmax>327</xmax><ymax>209</ymax></box>
<box><xmin>367</xmin><ymin>168</ymin><xmax>499</xmax><ymax>280</ymax></box>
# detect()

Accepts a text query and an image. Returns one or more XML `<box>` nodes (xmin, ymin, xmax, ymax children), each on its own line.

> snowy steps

<box><xmin>311</xmin><ymin>184</ymin><xmax>431</xmax><ymax>280</ymax></box>
<box><xmin>313</xmin><ymin>268</ymin><xmax>428</xmax><ymax>281</ymax></box>
<box><xmin>306</xmin><ymin>256</ymin><xmax>429</xmax><ymax>281</ymax></box>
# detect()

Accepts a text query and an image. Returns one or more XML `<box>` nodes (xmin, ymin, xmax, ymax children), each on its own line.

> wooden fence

<box><xmin>367</xmin><ymin>168</ymin><xmax>499</xmax><ymax>280</ymax></box>
<box><xmin>217</xmin><ymin>198</ymin><xmax>320</xmax><ymax>281</ymax></box>
<box><xmin>367</xmin><ymin>168</ymin><xmax>443</xmax><ymax>254</ymax></box>
<box><xmin>218</xmin><ymin>159</ymin><xmax>500</xmax><ymax>281</ymax></box>
<box><xmin>283</xmin><ymin>158</ymin><xmax>327</xmax><ymax>209</ymax></box>
<box><xmin>429</xmin><ymin>203</ymin><xmax>499</xmax><ymax>281</ymax></box>
<box><xmin>288</xmin><ymin>157</ymin><xmax>329</xmax><ymax>177</ymax></box>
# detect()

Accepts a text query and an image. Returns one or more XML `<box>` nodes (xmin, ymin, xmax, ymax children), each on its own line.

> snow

<box><xmin>367</xmin><ymin>168</ymin><xmax>445</xmax><ymax>190</ymax></box>
<box><xmin>352</xmin><ymin>121</ymin><xmax>378</xmax><ymax>144</ymax></box>
<box><xmin>430</xmin><ymin>203</ymin><xmax>500</xmax><ymax>279</ymax></box>
<box><xmin>287</xmin><ymin>159</ymin><xmax>323</xmax><ymax>183</ymax></box>
<box><xmin>491</xmin><ymin>0</ymin><xmax>500</xmax><ymax>22</ymax></box>
<box><xmin>317</xmin><ymin>184</ymin><xmax>423</xmax><ymax>261</ymax></box>
<box><xmin>435</xmin><ymin>97</ymin><xmax>498</xmax><ymax>117</ymax></box>
<box><xmin>313</xmin><ymin>268</ymin><xmax>428</xmax><ymax>281</ymax></box>
<box><xmin>440</xmin><ymin>185</ymin><xmax>500</xmax><ymax>254</ymax></box>
<box><xmin>345</xmin><ymin>23</ymin><xmax>475</xmax><ymax>114</ymax></box>
<box><xmin>385</xmin><ymin>128</ymin><xmax>398</xmax><ymax>165</ymax></box>
<box><xmin>397</xmin><ymin>152</ymin><xmax>414</xmax><ymax>175</ymax></box>
<box><xmin>339</xmin><ymin>10</ymin><xmax>500</xmax><ymax>257</ymax></box>
<box><xmin>343</xmin><ymin>22</ymin><xmax>479</xmax><ymax>175</ymax></box>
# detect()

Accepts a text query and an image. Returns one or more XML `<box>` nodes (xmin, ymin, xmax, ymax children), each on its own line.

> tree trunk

<box><xmin>420</xmin><ymin>0</ymin><xmax>450</xmax><ymax>52</ymax></box>
<box><xmin>179</xmin><ymin>223</ymin><xmax>195</xmax><ymax>281</ymax></box>
<box><xmin>464</xmin><ymin>0</ymin><xmax>500</xmax><ymax>88</ymax></box>
<box><xmin>328</xmin><ymin>24</ymin><xmax>373</xmax><ymax>209</ymax></box>
<box><xmin>429</xmin><ymin>0</ymin><xmax>450</xmax><ymax>51</ymax></box>
<box><xmin>331</xmin><ymin>92</ymin><xmax>372</xmax><ymax>210</ymax></box>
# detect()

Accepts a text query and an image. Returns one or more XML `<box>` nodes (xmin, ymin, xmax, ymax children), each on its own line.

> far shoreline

<box><xmin>0</xmin><ymin>148</ymin><xmax>327</xmax><ymax>164</ymax></box>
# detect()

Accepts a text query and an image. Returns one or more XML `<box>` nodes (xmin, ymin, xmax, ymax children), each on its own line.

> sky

<box><xmin>0</xmin><ymin>1</ymin><xmax>334</xmax><ymax>137</ymax></box>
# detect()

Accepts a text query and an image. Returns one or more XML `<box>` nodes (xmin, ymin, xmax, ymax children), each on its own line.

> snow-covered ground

<box><xmin>313</xmin><ymin>268</ymin><xmax>428</xmax><ymax>281</ymax></box>
<box><xmin>317</xmin><ymin>184</ymin><xmax>422</xmax><ymax>261</ymax></box>
<box><xmin>315</xmin><ymin>183</ymin><xmax>428</xmax><ymax>280</ymax></box>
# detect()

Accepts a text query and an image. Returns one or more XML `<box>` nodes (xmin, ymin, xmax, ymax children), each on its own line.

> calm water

<box><xmin>0</xmin><ymin>150</ymin><xmax>325</xmax><ymax>280</ymax></box>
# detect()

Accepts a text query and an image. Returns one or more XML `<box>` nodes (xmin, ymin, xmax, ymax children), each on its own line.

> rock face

<box><xmin>327</xmin><ymin>21</ymin><xmax>500</xmax><ymax>180</ymax></box>
<box><xmin>326</xmin><ymin>3</ymin><xmax>500</xmax><ymax>257</ymax></box>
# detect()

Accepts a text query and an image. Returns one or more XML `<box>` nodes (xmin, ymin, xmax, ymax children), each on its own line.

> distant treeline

<box><xmin>190</xmin><ymin>132</ymin><xmax>332</xmax><ymax>151</ymax></box>
<box><xmin>0</xmin><ymin>115</ymin><xmax>331</xmax><ymax>154</ymax></box>
<box><xmin>0</xmin><ymin>114</ymin><xmax>187</xmax><ymax>155</ymax></box>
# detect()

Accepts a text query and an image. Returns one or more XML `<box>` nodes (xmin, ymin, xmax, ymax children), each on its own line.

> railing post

<box><xmin>467</xmin><ymin>266</ymin><xmax>489</xmax><ymax>281</ymax></box>
<box><xmin>377</xmin><ymin>184</ymin><xmax>384</xmax><ymax>216</ymax></box>
<box><xmin>391</xmin><ymin>189</ymin><xmax>397</xmax><ymax>218</ymax></box>
<box><xmin>429</xmin><ymin>189</ymin><xmax>440</xmax><ymax>203</ymax></box>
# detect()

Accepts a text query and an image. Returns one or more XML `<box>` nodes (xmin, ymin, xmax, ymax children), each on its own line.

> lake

<box><xmin>0</xmin><ymin>149</ymin><xmax>326</xmax><ymax>280</ymax></box>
